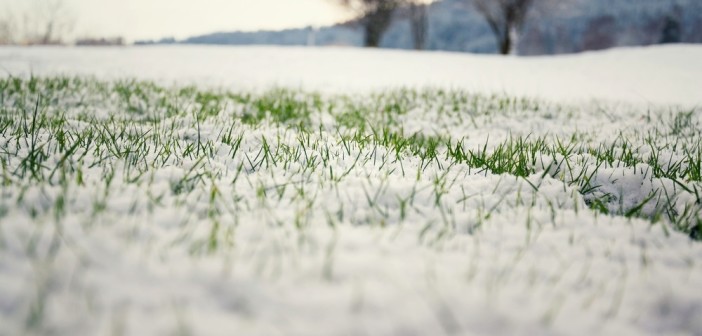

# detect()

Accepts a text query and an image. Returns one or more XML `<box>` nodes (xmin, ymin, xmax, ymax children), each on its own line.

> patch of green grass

<box><xmin>1</xmin><ymin>76</ymin><xmax>700</xmax><ymax>241</ymax></box>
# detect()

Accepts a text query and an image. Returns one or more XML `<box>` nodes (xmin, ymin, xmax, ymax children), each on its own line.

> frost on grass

<box><xmin>0</xmin><ymin>77</ymin><xmax>701</xmax><ymax>336</ymax></box>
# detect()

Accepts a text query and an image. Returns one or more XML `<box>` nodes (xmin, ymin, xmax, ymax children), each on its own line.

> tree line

<box><xmin>331</xmin><ymin>0</ymin><xmax>690</xmax><ymax>55</ymax></box>
<box><xmin>1</xmin><ymin>0</ymin><xmax>693</xmax><ymax>54</ymax></box>
<box><xmin>334</xmin><ymin>0</ymin><xmax>537</xmax><ymax>55</ymax></box>
<box><xmin>2</xmin><ymin>0</ymin><xmax>528</xmax><ymax>53</ymax></box>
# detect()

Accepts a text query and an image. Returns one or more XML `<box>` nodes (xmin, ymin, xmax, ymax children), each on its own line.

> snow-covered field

<box><xmin>0</xmin><ymin>46</ymin><xmax>701</xmax><ymax>336</ymax></box>
<box><xmin>2</xmin><ymin>45</ymin><xmax>702</xmax><ymax>106</ymax></box>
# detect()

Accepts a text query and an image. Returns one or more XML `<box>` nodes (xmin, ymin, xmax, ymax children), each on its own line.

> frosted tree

<box><xmin>471</xmin><ymin>0</ymin><xmax>535</xmax><ymax>55</ymax></box>
<box><xmin>333</xmin><ymin>0</ymin><xmax>402</xmax><ymax>47</ymax></box>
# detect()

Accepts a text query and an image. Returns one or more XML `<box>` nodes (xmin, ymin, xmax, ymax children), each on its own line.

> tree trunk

<box><xmin>497</xmin><ymin>23</ymin><xmax>519</xmax><ymax>55</ymax></box>
<box><xmin>409</xmin><ymin>3</ymin><xmax>428</xmax><ymax>50</ymax></box>
<box><xmin>507</xmin><ymin>25</ymin><xmax>519</xmax><ymax>55</ymax></box>
<box><xmin>41</xmin><ymin>22</ymin><xmax>54</xmax><ymax>44</ymax></box>
<box><xmin>362</xmin><ymin>4</ymin><xmax>395</xmax><ymax>48</ymax></box>
<box><xmin>475</xmin><ymin>0</ymin><xmax>532</xmax><ymax>56</ymax></box>
<box><xmin>364</xmin><ymin>24</ymin><xmax>381</xmax><ymax>47</ymax></box>
<box><xmin>498</xmin><ymin>29</ymin><xmax>510</xmax><ymax>55</ymax></box>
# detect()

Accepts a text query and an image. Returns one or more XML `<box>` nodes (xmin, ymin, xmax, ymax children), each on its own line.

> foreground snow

<box><xmin>1</xmin><ymin>45</ymin><xmax>701</xmax><ymax>106</ymax></box>
<box><xmin>0</xmin><ymin>48</ymin><xmax>700</xmax><ymax>336</ymax></box>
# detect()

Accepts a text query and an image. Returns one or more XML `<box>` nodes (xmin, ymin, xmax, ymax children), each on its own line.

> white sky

<box><xmin>0</xmin><ymin>0</ymin><xmax>351</xmax><ymax>41</ymax></box>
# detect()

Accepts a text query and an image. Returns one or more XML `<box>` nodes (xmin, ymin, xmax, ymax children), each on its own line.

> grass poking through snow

<box><xmin>0</xmin><ymin>76</ymin><xmax>700</xmax><ymax>335</ymax></box>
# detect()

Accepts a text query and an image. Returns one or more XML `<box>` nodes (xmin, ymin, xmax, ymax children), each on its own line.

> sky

<box><xmin>0</xmin><ymin>0</ymin><xmax>351</xmax><ymax>42</ymax></box>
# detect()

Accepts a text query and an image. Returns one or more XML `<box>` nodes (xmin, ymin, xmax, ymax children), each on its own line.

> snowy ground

<box><xmin>0</xmin><ymin>46</ymin><xmax>701</xmax><ymax>336</ymax></box>
<box><xmin>1</xmin><ymin>45</ymin><xmax>702</xmax><ymax>106</ymax></box>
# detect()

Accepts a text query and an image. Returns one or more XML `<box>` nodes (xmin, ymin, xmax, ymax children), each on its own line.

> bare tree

<box><xmin>408</xmin><ymin>1</ymin><xmax>429</xmax><ymax>50</ymax></box>
<box><xmin>333</xmin><ymin>0</ymin><xmax>402</xmax><ymax>47</ymax></box>
<box><xmin>0</xmin><ymin>0</ymin><xmax>73</xmax><ymax>45</ymax></box>
<box><xmin>0</xmin><ymin>13</ymin><xmax>16</xmax><ymax>44</ymax></box>
<box><xmin>32</xmin><ymin>0</ymin><xmax>73</xmax><ymax>44</ymax></box>
<box><xmin>471</xmin><ymin>0</ymin><xmax>535</xmax><ymax>55</ymax></box>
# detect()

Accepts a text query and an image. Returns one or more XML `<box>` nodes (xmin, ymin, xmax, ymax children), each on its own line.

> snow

<box><xmin>1</xmin><ymin>44</ymin><xmax>701</xmax><ymax>106</ymax></box>
<box><xmin>0</xmin><ymin>45</ymin><xmax>701</xmax><ymax>336</ymax></box>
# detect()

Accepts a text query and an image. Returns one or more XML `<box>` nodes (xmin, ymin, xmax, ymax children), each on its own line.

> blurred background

<box><xmin>0</xmin><ymin>0</ymin><xmax>700</xmax><ymax>55</ymax></box>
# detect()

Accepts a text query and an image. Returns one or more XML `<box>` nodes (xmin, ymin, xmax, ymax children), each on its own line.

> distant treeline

<box><xmin>137</xmin><ymin>0</ymin><xmax>702</xmax><ymax>55</ymax></box>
